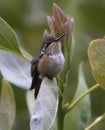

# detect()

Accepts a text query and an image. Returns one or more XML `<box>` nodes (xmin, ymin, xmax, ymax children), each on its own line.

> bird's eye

<box><xmin>47</xmin><ymin>41</ymin><xmax>51</xmax><ymax>45</ymax></box>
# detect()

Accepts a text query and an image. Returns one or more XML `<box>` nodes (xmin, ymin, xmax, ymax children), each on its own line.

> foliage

<box><xmin>88</xmin><ymin>39</ymin><xmax>105</xmax><ymax>89</ymax></box>
<box><xmin>0</xmin><ymin>78</ymin><xmax>16</xmax><ymax>130</ymax></box>
<box><xmin>0</xmin><ymin>1</ymin><xmax>105</xmax><ymax>130</ymax></box>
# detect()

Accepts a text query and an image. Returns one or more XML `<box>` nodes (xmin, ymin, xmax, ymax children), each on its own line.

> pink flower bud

<box><xmin>47</xmin><ymin>3</ymin><xmax>75</xmax><ymax>36</ymax></box>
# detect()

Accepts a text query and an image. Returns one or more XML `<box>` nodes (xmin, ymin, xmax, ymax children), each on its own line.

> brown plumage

<box><xmin>30</xmin><ymin>34</ymin><xmax>65</xmax><ymax>99</ymax></box>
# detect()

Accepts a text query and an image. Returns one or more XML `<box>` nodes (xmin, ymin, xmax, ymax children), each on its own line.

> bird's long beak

<box><xmin>55</xmin><ymin>34</ymin><xmax>65</xmax><ymax>41</ymax></box>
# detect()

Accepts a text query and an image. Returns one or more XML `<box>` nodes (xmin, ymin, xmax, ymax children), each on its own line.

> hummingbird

<box><xmin>30</xmin><ymin>34</ymin><xmax>65</xmax><ymax>99</ymax></box>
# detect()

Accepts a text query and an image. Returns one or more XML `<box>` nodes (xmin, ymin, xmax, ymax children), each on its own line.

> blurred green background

<box><xmin>0</xmin><ymin>0</ymin><xmax>105</xmax><ymax>129</ymax></box>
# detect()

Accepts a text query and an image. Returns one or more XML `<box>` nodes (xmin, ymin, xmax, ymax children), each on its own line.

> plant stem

<box><xmin>57</xmin><ymin>97</ymin><xmax>64</xmax><ymax>130</ymax></box>
<box><xmin>85</xmin><ymin>113</ymin><xmax>105</xmax><ymax>130</ymax></box>
<box><xmin>58</xmin><ymin>87</ymin><xmax>63</xmax><ymax>97</ymax></box>
<box><xmin>64</xmin><ymin>83</ymin><xmax>100</xmax><ymax>113</ymax></box>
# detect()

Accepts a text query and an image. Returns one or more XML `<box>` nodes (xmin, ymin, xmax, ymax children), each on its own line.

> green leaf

<box><xmin>30</xmin><ymin>77</ymin><xmax>58</xmax><ymax>130</ymax></box>
<box><xmin>64</xmin><ymin>63</ymin><xmax>91</xmax><ymax>130</ymax></box>
<box><xmin>0</xmin><ymin>113</ymin><xmax>9</xmax><ymax>130</ymax></box>
<box><xmin>0</xmin><ymin>78</ymin><xmax>16</xmax><ymax>130</ymax></box>
<box><xmin>0</xmin><ymin>50</ymin><xmax>31</xmax><ymax>90</ymax></box>
<box><xmin>0</xmin><ymin>17</ymin><xmax>21</xmax><ymax>56</ymax></box>
<box><xmin>88</xmin><ymin>39</ymin><xmax>105</xmax><ymax>89</ymax></box>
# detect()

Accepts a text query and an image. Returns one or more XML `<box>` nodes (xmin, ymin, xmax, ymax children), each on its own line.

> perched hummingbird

<box><xmin>30</xmin><ymin>34</ymin><xmax>65</xmax><ymax>99</ymax></box>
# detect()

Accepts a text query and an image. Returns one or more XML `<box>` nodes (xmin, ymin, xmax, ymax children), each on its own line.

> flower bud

<box><xmin>47</xmin><ymin>3</ymin><xmax>75</xmax><ymax>36</ymax></box>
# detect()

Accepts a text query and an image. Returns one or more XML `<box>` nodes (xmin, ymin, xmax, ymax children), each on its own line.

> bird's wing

<box><xmin>31</xmin><ymin>52</ymin><xmax>43</xmax><ymax>76</ymax></box>
<box><xmin>30</xmin><ymin>52</ymin><xmax>43</xmax><ymax>98</ymax></box>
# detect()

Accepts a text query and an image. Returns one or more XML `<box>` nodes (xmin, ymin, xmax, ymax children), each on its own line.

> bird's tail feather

<box><xmin>30</xmin><ymin>72</ymin><xmax>42</xmax><ymax>99</ymax></box>
<box><xmin>34</xmin><ymin>79</ymin><xmax>42</xmax><ymax>99</ymax></box>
